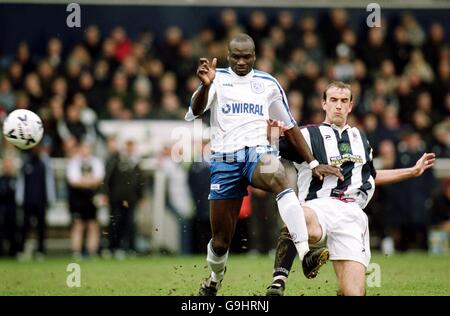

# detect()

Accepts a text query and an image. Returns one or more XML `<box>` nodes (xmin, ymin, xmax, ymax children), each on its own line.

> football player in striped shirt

<box><xmin>266</xmin><ymin>81</ymin><xmax>435</xmax><ymax>296</ymax></box>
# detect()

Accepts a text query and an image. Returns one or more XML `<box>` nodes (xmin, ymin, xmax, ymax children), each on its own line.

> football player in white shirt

<box><xmin>265</xmin><ymin>81</ymin><xmax>436</xmax><ymax>296</ymax></box>
<box><xmin>186</xmin><ymin>33</ymin><xmax>343</xmax><ymax>296</ymax></box>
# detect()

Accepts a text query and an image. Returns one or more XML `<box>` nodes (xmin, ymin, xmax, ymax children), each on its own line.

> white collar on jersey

<box><xmin>322</xmin><ymin>122</ymin><xmax>351</xmax><ymax>134</ymax></box>
<box><xmin>228</xmin><ymin>67</ymin><xmax>255</xmax><ymax>79</ymax></box>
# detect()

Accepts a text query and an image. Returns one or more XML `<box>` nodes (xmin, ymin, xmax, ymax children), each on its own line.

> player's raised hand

<box><xmin>197</xmin><ymin>57</ymin><xmax>217</xmax><ymax>87</ymax></box>
<box><xmin>412</xmin><ymin>152</ymin><xmax>436</xmax><ymax>177</ymax></box>
<box><xmin>312</xmin><ymin>165</ymin><xmax>344</xmax><ymax>181</ymax></box>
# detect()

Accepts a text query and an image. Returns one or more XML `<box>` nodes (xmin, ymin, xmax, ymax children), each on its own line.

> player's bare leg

<box><xmin>199</xmin><ymin>198</ymin><xmax>242</xmax><ymax>296</ymax></box>
<box><xmin>333</xmin><ymin>260</ymin><xmax>366</xmax><ymax>296</ymax></box>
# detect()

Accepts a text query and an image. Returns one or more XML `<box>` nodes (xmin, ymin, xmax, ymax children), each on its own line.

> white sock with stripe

<box><xmin>276</xmin><ymin>188</ymin><xmax>310</xmax><ymax>261</ymax></box>
<box><xmin>206</xmin><ymin>240</ymin><xmax>228</xmax><ymax>283</ymax></box>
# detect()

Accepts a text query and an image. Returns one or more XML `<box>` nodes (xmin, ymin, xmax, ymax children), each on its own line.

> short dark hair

<box><xmin>322</xmin><ymin>81</ymin><xmax>353</xmax><ymax>101</ymax></box>
<box><xmin>228</xmin><ymin>33</ymin><xmax>255</xmax><ymax>51</ymax></box>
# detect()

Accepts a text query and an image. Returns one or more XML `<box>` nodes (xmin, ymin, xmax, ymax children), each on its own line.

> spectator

<box><xmin>159</xmin><ymin>144</ymin><xmax>193</xmax><ymax>254</ymax></box>
<box><xmin>47</xmin><ymin>37</ymin><xmax>63</xmax><ymax>70</ymax></box>
<box><xmin>60</xmin><ymin>104</ymin><xmax>87</xmax><ymax>143</ymax></box>
<box><xmin>108</xmin><ymin>70</ymin><xmax>133</xmax><ymax>108</ymax></box>
<box><xmin>401</xmin><ymin>13</ymin><xmax>426</xmax><ymax>48</ymax></box>
<box><xmin>0</xmin><ymin>77</ymin><xmax>15</xmax><ymax>114</ymax></box>
<box><xmin>391</xmin><ymin>26</ymin><xmax>414</xmax><ymax>74</ymax></box>
<box><xmin>36</xmin><ymin>59</ymin><xmax>54</xmax><ymax>97</ymax></box>
<box><xmin>44</xmin><ymin>95</ymin><xmax>66</xmax><ymax>157</ymax></box>
<box><xmin>158</xmin><ymin>26</ymin><xmax>184</xmax><ymax>72</ymax></box>
<box><xmin>67</xmin><ymin>142</ymin><xmax>104</xmax><ymax>259</ymax></box>
<box><xmin>404</xmin><ymin>50</ymin><xmax>435</xmax><ymax>84</ymax></box>
<box><xmin>132</xmin><ymin>98</ymin><xmax>154</xmax><ymax>119</ymax></box>
<box><xmin>103</xmin><ymin>139</ymin><xmax>144</xmax><ymax>258</ymax></box>
<box><xmin>82</xmin><ymin>25</ymin><xmax>102</xmax><ymax>60</ymax></box>
<box><xmin>431</xmin><ymin>179</ymin><xmax>450</xmax><ymax>233</ymax></box>
<box><xmin>390</xmin><ymin>130</ymin><xmax>435</xmax><ymax>251</ymax></box>
<box><xmin>422</xmin><ymin>22</ymin><xmax>445</xmax><ymax>73</ymax></box>
<box><xmin>8</xmin><ymin>61</ymin><xmax>24</xmax><ymax>90</ymax></box>
<box><xmin>246</xmin><ymin>10</ymin><xmax>269</xmax><ymax>52</ymax></box>
<box><xmin>16</xmin><ymin>144</ymin><xmax>56</xmax><ymax>259</ymax></box>
<box><xmin>431</xmin><ymin>59</ymin><xmax>450</xmax><ymax>109</ymax></box>
<box><xmin>156</xmin><ymin>93</ymin><xmax>185</xmax><ymax>120</ymax></box>
<box><xmin>0</xmin><ymin>156</ymin><xmax>18</xmax><ymax>257</ymax></box>
<box><xmin>378</xmin><ymin>105</ymin><xmax>402</xmax><ymax>145</ymax></box>
<box><xmin>23</xmin><ymin>72</ymin><xmax>44</xmax><ymax>112</ymax></box>
<box><xmin>321</xmin><ymin>8</ymin><xmax>349</xmax><ymax>58</ymax></box>
<box><xmin>302</xmin><ymin>31</ymin><xmax>325</xmax><ymax>66</ymax></box>
<box><xmin>191</xmin><ymin>28</ymin><xmax>215</xmax><ymax>60</ymax></box>
<box><xmin>15</xmin><ymin>41</ymin><xmax>35</xmax><ymax>75</ymax></box>
<box><xmin>431</xmin><ymin>118</ymin><xmax>450</xmax><ymax>158</ymax></box>
<box><xmin>187</xmin><ymin>138</ymin><xmax>211</xmax><ymax>254</ymax></box>
<box><xmin>78</xmin><ymin>71</ymin><xmax>105</xmax><ymax>114</ymax></box>
<box><xmin>215</xmin><ymin>9</ymin><xmax>243</xmax><ymax>41</ymax></box>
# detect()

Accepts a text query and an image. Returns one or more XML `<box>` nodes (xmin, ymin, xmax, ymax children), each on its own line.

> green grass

<box><xmin>0</xmin><ymin>252</ymin><xmax>449</xmax><ymax>296</ymax></box>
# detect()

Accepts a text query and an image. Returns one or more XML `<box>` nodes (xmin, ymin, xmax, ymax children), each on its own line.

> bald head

<box><xmin>228</xmin><ymin>33</ymin><xmax>255</xmax><ymax>51</ymax></box>
<box><xmin>227</xmin><ymin>33</ymin><xmax>256</xmax><ymax>76</ymax></box>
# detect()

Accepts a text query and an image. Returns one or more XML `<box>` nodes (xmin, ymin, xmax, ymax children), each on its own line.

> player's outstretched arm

<box><xmin>191</xmin><ymin>57</ymin><xmax>217</xmax><ymax>116</ymax></box>
<box><xmin>284</xmin><ymin>126</ymin><xmax>343</xmax><ymax>181</ymax></box>
<box><xmin>375</xmin><ymin>152</ymin><xmax>436</xmax><ymax>186</ymax></box>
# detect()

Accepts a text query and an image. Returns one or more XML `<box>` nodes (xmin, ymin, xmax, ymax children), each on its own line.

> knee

<box><xmin>270</xmin><ymin>169</ymin><xmax>288</xmax><ymax>193</ymax></box>
<box><xmin>304</xmin><ymin>211</ymin><xmax>322</xmax><ymax>243</ymax></box>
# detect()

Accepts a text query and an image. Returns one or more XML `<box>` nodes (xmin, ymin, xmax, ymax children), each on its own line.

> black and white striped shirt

<box><xmin>279</xmin><ymin>123</ymin><xmax>377</xmax><ymax>209</ymax></box>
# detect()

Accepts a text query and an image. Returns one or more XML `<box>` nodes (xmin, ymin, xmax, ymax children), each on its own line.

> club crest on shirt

<box><xmin>250</xmin><ymin>81</ymin><xmax>264</xmax><ymax>94</ymax></box>
<box><xmin>222</xmin><ymin>104</ymin><xmax>231</xmax><ymax>114</ymax></box>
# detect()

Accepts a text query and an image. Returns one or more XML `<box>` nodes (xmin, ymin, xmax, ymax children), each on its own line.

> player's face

<box><xmin>322</xmin><ymin>87</ymin><xmax>353</xmax><ymax>127</ymax></box>
<box><xmin>227</xmin><ymin>41</ymin><xmax>256</xmax><ymax>76</ymax></box>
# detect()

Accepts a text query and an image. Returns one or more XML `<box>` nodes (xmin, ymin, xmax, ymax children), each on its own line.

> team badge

<box><xmin>339</xmin><ymin>142</ymin><xmax>351</xmax><ymax>153</ymax></box>
<box><xmin>250</xmin><ymin>81</ymin><xmax>264</xmax><ymax>94</ymax></box>
<box><xmin>221</xmin><ymin>104</ymin><xmax>231</xmax><ymax>114</ymax></box>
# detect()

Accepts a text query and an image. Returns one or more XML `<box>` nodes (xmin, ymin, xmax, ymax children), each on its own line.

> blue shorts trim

<box><xmin>208</xmin><ymin>146</ymin><xmax>277</xmax><ymax>200</ymax></box>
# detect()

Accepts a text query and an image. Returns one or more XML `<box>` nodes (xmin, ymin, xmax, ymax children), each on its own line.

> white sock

<box><xmin>273</xmin><ymin>275</ymin><xmax>287</xmax><ymax>283</ymax></box>
<box><xmin>276</xmin><ymin>188</ymin><xmax>310</xmax><ymax>261</ymax></box>
<box><xmin>206</xmin><ymin>240</ymin><xmax>228</xmax><ymax>282</ymax></box>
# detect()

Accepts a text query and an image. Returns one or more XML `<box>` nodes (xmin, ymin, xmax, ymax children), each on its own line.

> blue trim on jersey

<box><xmin>254</xmin><ymin>70</ymin><xmax>272</xmax><ymax>76</ymax></box>
<box><xmin>216</xmin><ymin>68</ymin><xmax>231</xmax><ymax>74</ymax></box>
<box><xmin>253</xmin><ymin>75</ymin><xmax>296</xmax><ymax>125</ymax></box>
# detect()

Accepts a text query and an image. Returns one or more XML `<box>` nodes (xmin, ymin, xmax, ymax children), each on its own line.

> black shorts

<box><xmin>69</xmin><ymin>188</ymin><xmax>97</xmax><ymax>221</ymax></box>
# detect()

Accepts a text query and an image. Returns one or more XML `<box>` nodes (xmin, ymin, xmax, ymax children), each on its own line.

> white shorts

<box><xmin>303</xmin><ymin>197</ymin><xmax>371</xmax><ymax>267</ymax></box>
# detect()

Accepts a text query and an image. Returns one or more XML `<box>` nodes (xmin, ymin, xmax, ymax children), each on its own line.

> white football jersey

<box><xmin>185</xmin><ymin>68</ymin><xmax>296</xmax><ymax>153</ymax></box>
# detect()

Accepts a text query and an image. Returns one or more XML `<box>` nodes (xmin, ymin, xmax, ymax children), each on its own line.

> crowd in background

<box><xmin>0</xmin><ymin>8</ymin><xmax>449</xmax><ymax>258</ymax></box>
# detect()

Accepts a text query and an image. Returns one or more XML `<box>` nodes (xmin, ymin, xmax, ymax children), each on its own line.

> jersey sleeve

<box><xmin>359</xmin><ymin>129</ymin><xmax>377</xmax><ymax>179</ymax></box>
<box><xmin>268</xmin><ymin>82</ymin><xmax>297</xmax><ymax>128</ymax></box>
<box><xmin>185</xmin><ymin>82</ymin><xmax>216</xmax><ymax>121</ymax></box>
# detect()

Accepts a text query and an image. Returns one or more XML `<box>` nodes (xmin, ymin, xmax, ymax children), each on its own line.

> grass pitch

<box><xmin>0</xmin><ymin>252</ymin><xmax>449</xmax><ymax>296</ymax></box>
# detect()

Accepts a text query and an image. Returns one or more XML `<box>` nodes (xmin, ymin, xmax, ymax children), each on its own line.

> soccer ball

<box><xmin>2</xmin><ymin>109</ymin><xmax>44</xmax><ymax>150</ymax></box>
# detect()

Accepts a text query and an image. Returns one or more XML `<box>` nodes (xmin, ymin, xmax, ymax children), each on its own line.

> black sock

<box><xmin>273</xmin><ymin>226</ymin><xmax>297</xmax><ymax>280</ymax></box>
